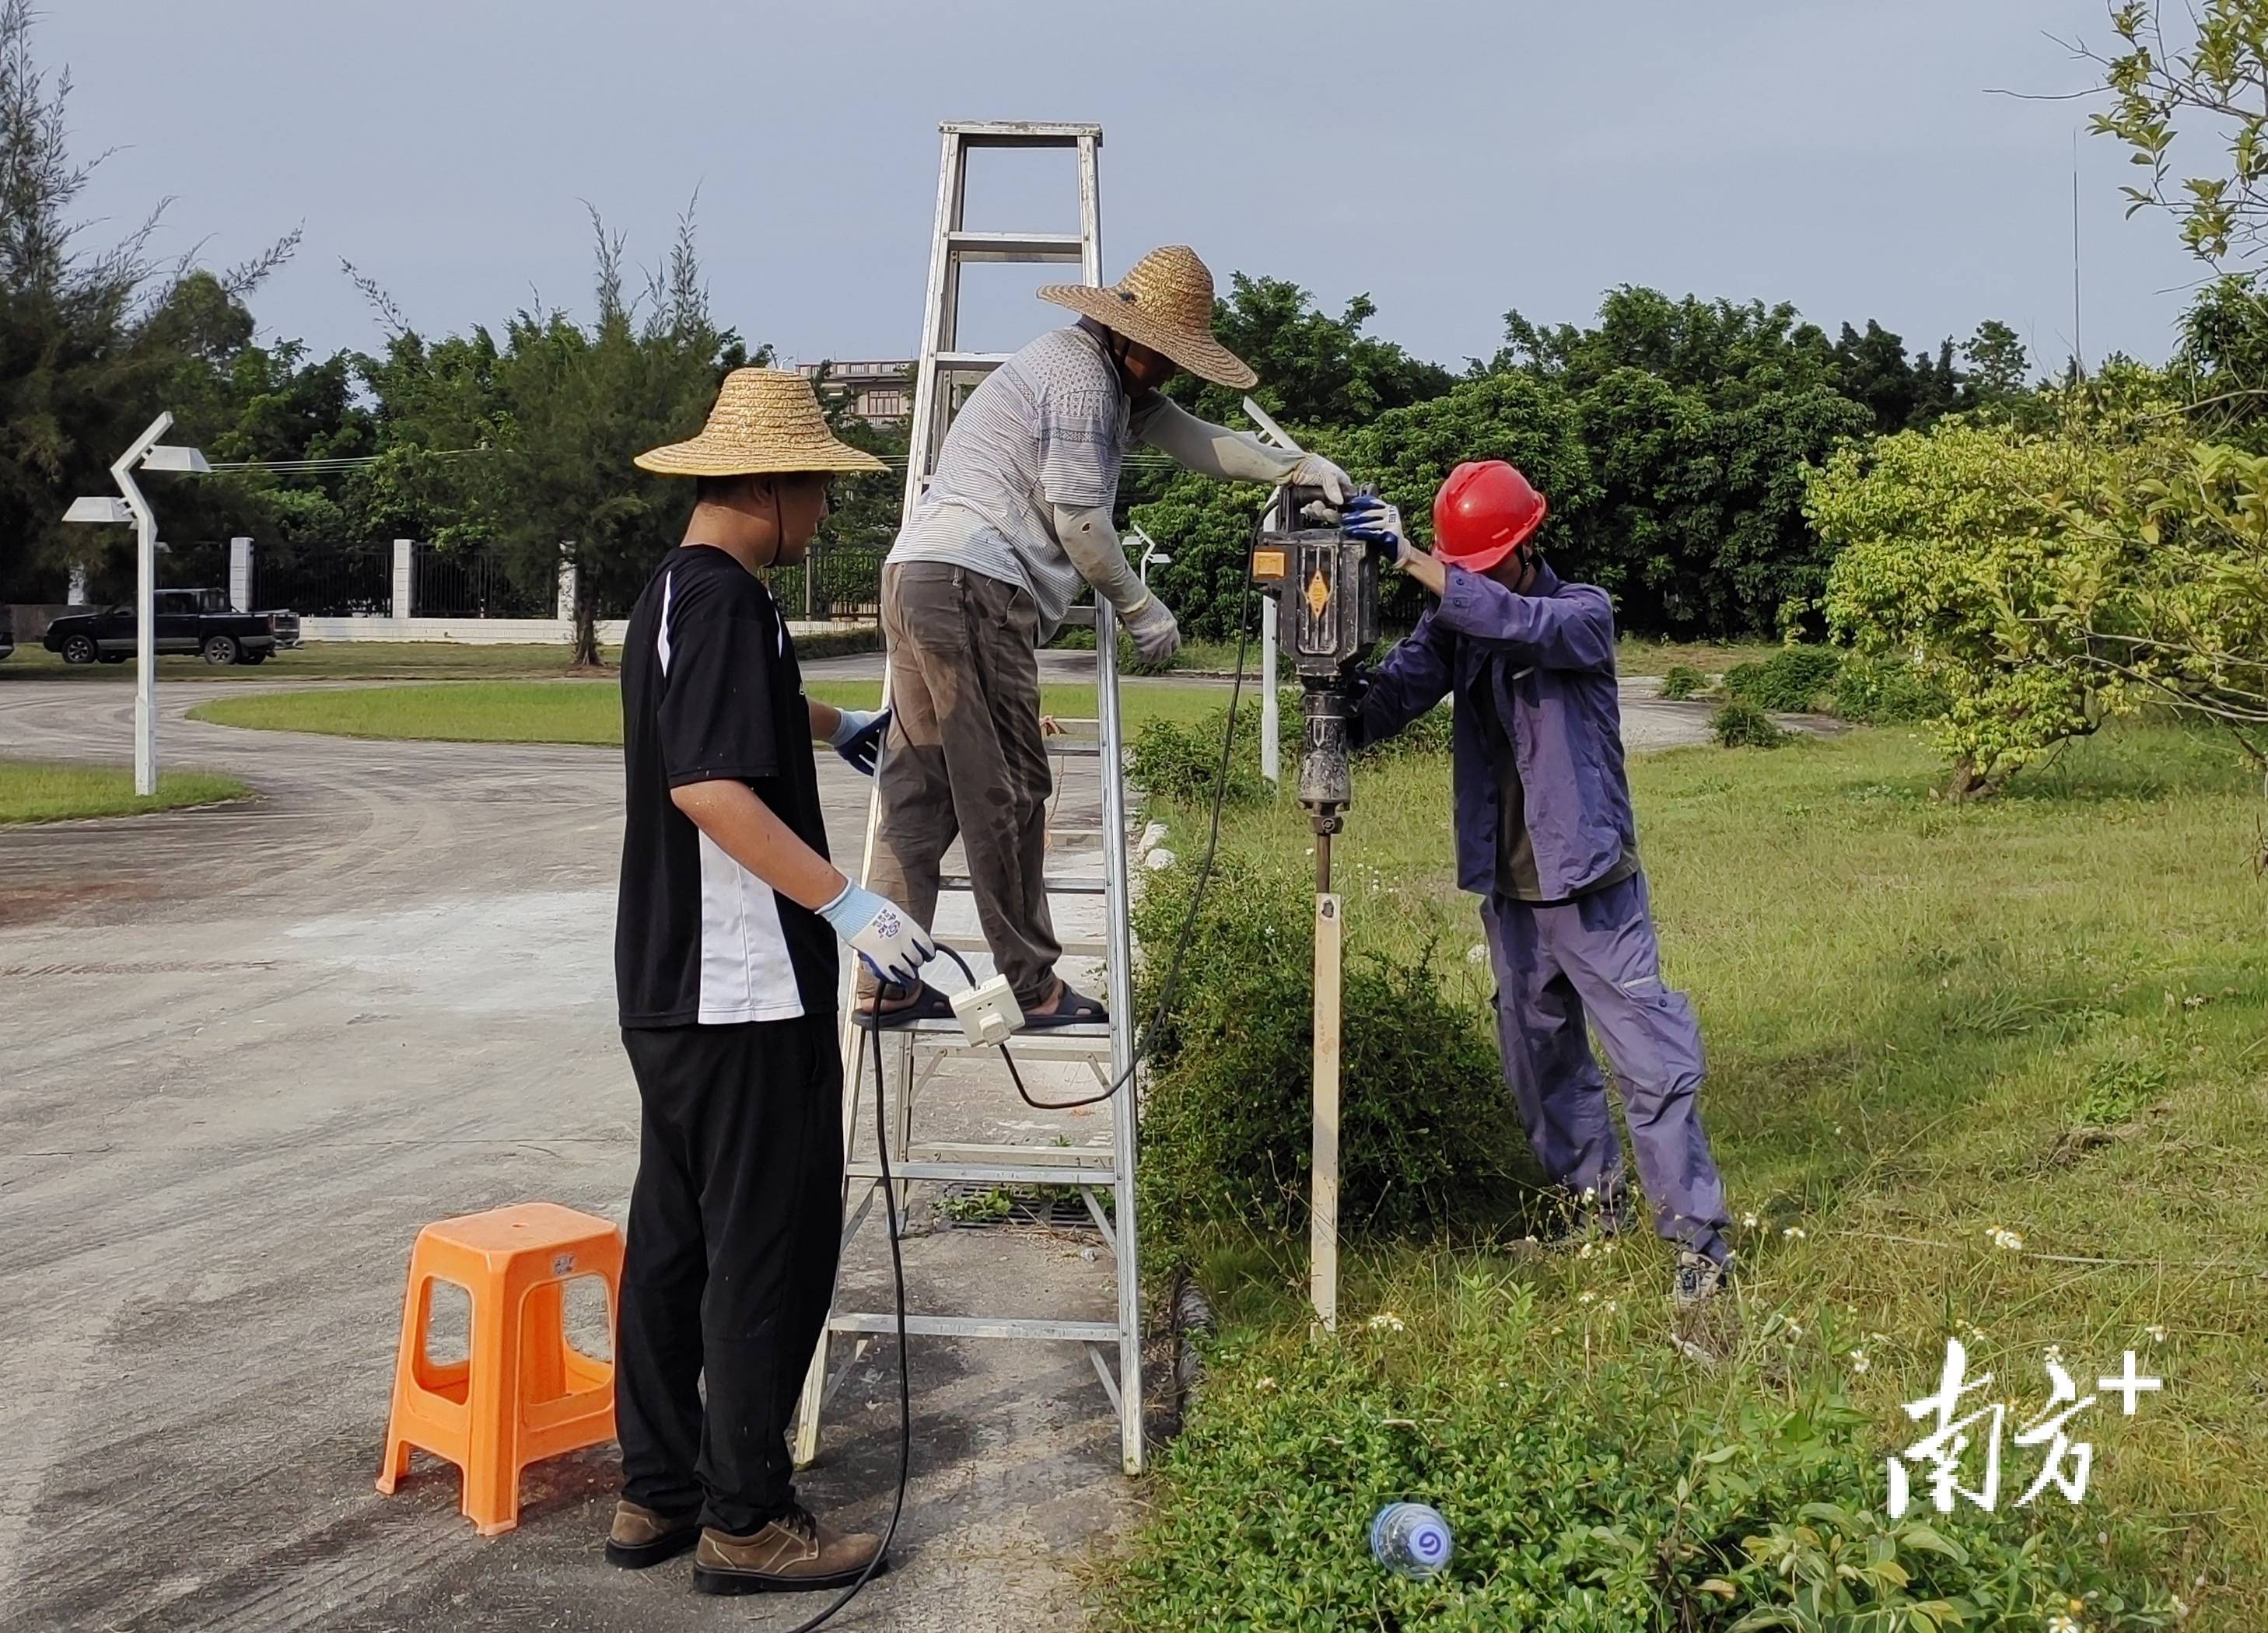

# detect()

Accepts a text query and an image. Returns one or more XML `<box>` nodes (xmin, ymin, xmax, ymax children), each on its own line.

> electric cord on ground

<box><xmin>771</xmin><ymin>1016</ymin><xmax>909</xmax><ymax>1633</ymax></box>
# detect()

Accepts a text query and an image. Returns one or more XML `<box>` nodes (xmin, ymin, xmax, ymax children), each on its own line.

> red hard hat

<box><xmin>1432</xmin><ymin>460</ymin><xmax>1548</xmax><ymax>572</ymax></box>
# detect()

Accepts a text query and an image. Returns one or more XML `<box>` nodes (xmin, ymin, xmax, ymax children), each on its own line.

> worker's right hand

<box><xmin>1122</xmin><ymin>593</ymin><xmax>1181</xmax><ymax>666</ymax></box>
<box><xmin>817</xmin><ymin>882</ymin><xmax>938</xmax><ymax>988</ymax></box>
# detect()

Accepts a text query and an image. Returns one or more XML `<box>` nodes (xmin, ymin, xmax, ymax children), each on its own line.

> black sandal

<box><xmin>853</xmin><ymin>981</ymin><xmax>955</xmax><ymax>1030</ymax></box>
<box><xmin>1020</xmin><ymin>983</ymin><xmax>1109</xmax><ymax>1031</ymax></box>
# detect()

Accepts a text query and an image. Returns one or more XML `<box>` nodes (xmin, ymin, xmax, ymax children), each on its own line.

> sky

<box><xmin>46</xmin><ymin>0</ymin><xmax>2207</xmax><ymax>379</ymax></box>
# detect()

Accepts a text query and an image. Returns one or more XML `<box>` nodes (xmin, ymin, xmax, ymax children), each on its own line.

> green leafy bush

<box><xmin>1127</xmin><ymin>694</ymin><xmax>1277</xmax><ymax>806</ymax></box>
<box><xmin>1129</xmin><ymin>691</ymin><xmax>1451</xmax><ymax>807</ymax></box>
<box><xmin>1713</xmin><ymin>697</ymin><xmax>1790</xmax><ymax>748</ymax></box>
<box><xmin>1723</xmin><ymin>646</ymin><xmax>1843</xmax><ymax>712</ymax></box>
<box><xmin>1095</xmin><ymin>1298</ymin><xmax>2178</xmax><ymax>1631</ymax></box>
<box><xmin>1659</xmin><ymin>663</ymin><xmax>1709</xmax><ymax>701</ymax></box>
<box><xmin>1132</xmin><ymin>851</ymin><xmax>1521</xmax><ymax>1257</ymax></box>
<box><xmin>1829</xmin><ymin>652</ymin><xmax>1949</xmax><ymax>724</ymax></box>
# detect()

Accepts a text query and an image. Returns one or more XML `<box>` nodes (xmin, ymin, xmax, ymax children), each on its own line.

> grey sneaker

<box><xmin>1672</xmin><ymin>1249</ymin><xmax>1732</xmax><ymax>1307</ymax></box>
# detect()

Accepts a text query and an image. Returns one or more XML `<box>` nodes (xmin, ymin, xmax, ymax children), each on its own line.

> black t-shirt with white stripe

<box><xmin>614</xmin><ymin>544</ymin><xmax>837</xmax><ymax>1028</ymax></box>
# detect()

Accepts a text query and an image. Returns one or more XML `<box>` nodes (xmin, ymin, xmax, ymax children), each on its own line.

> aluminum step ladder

<box><xmin>793</xmin><ymin>120</ymin><xmax>1150</xmax><ymax>1476</ymax></box>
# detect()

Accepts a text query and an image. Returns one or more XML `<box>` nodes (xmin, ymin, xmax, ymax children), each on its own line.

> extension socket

<box><xmin>952</xmin><ymin>974</ymin><xmax>1024</xmax><ymax>1048</ymax></box>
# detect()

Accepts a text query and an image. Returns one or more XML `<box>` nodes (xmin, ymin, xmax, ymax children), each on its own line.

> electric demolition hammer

<box><xmin>1251</xmin><ymin>483</ymin><xmax>1384</xmax><ymax>870</ymax></box>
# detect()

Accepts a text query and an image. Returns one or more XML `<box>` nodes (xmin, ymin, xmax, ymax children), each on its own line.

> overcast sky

<box><xmin>47</xmin><ymin>1</ymin><xmax>2203</xmax><ymax>379</ymax></box>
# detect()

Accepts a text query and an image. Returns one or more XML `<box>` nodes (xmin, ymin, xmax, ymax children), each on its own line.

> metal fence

<box><xmin>256</xmin><ymin>544</ymin><xmax>393</xmax><ymax>616</ymax></box>
<box><xmin>415</xmin><ymin>544</ymin><xmax>549</xmax><ymax>617</ymax></box>
<box><xmin>764</xmin><ymin>542</ymin><xmax>886</xmax><ymax>623</ymax></box>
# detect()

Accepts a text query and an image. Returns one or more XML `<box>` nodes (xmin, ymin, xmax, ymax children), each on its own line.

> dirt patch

<box><xmin>0</xmin><ymin>876</ymin><xmax>161</xmax><ymax>928</ymax></box>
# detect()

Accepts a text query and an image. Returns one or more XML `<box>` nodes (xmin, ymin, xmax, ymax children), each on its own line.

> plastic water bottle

<box><xmin>1369</xmin><ymin>1501</ymin><xmax>1454</xmax><ymax>1579</ymax></box>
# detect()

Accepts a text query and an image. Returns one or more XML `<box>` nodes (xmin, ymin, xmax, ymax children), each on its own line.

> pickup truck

<box><xmin>43</xmin><ymin>589</ymin><xmax>303</xmax><ymax>666</ymax></box>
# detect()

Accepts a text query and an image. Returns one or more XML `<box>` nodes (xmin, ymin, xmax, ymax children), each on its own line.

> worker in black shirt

<box><xmin>609</xmin><ymin>369</ymin><xmax>935</xmax><ymax>1595</ymax></box>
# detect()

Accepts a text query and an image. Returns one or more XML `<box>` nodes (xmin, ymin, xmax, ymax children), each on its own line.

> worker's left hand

<box><xmin>1342</xmin><ymin>495</ymin><xmax>1413</xmax><ymax>565</ymax></box>
<box><xmin>1287</xmin><ymin>453</ymin><xmax>1355</xmax><ymax>517</ymax></box>
<box><xmin>829</xmin><ymin>706</ymin><xmax>891</xmax><ymax>776</ymax></box>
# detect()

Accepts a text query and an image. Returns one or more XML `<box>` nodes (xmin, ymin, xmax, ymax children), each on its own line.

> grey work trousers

<box><xmin>866</xmin><ymin>561</ymin><xmax>1060</xmax><ymax>1005</ymax></box>
<box><xmin>1482</xmin><ymin>872</ymin><xmax>1733</xmax><ymax>1264</ymax></box>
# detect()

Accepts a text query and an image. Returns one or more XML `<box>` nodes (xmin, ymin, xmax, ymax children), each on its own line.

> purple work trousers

<box><xmin>1482</xmin><ymin>872</ymin><xmax>1731</xmax><ymax>1264</ymax></box>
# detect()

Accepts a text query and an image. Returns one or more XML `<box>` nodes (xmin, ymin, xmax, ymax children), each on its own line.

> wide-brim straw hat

<box><xmin>635</xmin><ymin>367</ymin><xmax>887</xmax><ymax>477</ymax></box>
<box><xmin>1038</xmin><ymin>245</ymin><xmax>1257</xmax><ymax>390</ymax></box>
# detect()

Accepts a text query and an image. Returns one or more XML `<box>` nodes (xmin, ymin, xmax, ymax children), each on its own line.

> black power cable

<box><xmin>773</xmin><ymin>1014</ymin><xmax>910</xmax><ymax>1633</ymax></box>
<box><xmin>981</xmin><ymin>556</ymin><xmax>1258</xmax><ymax>1113</ymax></box>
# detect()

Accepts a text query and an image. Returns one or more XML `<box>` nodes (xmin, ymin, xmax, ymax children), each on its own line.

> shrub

<box><xmin>1831</xmin><ymin>652</ymin><xmax>1949</xmax><ymax>724</ymax></box>
<box><xmin>1712</xmin><ymin>697</ymin><xmax>1789</xmax><ymax>748</ymax></box>
<box><xmin>1359</xmin><ymin>697</ymin><xmax>1454</xmax><ymax>759</ymax></box>
<box><xmin>1658</xmin><ymin>663</ymin><xmax>1707</xmax><ymax>701</ymax></box>
<box><xmin>1095</xmin><ymin>1298</ymin><xmax>2179</xmax><ymax>1631</ymax></box>
<box><xmin>1127</xmin><ymin>693</ymin><xmax>1281</xmax><ymax>806</ymax></box>
<box><xmin>791</xmin><ymin>625</ymin><xmax>882</xmax><ymax>662</ymax></box>
<box><xmin>1132</xmin><ymin>851</ymin><xmax>1521</xmax><ymax>1259</ymax></box>
<box><xmin>1808</xmin><ymin>383</ymin><xmax>2180</xmax><ymax>797</ymax></box>
<box><xmin>1130</xmin><ymin>690</ymin><xmax>1451</xmax><ymax>808</ymax></box>
<box><xmin>1723</xmin><ymin>645</ymin><xmax>1843</xmax><ymax>712</ymax></box>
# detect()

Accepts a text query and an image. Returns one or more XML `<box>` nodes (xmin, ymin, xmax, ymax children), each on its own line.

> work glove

<box><xmin>818</xmin><ymin>882</ymin><xmax>937</xmax><ymax>988</ymax></box>
<box><xmin>1122</xmin><ymin>593</ymin><xmax>1181</xmax><ymax>666</ymax></box>
<box><xmin>1288</xmin><ymin>453</ymin><xmax>1356</xmax><ymax>519</ymax></box>
<box><xmin>828</xmin><ymin>705</ymin><xmax>891</xmax><ymax>776</ymax></box>
<box><xmin>1341</xmin><ymin>495</ymin><xmax>1415</xmax><ymax>565</ymax></box>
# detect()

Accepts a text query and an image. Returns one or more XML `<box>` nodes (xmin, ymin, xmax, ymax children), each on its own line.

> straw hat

<box><xmin>1038</xmin><ymin>245</ymin><xmax>1257</xmax><ymax>390</ymax></box>
<box><xmin>635</xmin><ymin>367</ymin><xmax>887</xmax><ymax>477</ymax></box>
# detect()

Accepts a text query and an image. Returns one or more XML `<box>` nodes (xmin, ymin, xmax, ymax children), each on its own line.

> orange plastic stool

<box><xmin>376</xmin><ymin>1202</ymin><xmax>623</xmax><ymax>1536</ymax></box>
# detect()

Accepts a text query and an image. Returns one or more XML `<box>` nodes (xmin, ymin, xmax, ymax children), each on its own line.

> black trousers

<box><xmin>616</xmin><ymin>1015</ymin><xmax>843</xmax><ymax>1534</ymax></box>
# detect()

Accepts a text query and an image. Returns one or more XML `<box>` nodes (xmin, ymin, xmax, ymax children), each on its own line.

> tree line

<box><xmin>4</xmin><ymin>0</ymin><xmax>2032</xmax><ymax>652</ymax></box>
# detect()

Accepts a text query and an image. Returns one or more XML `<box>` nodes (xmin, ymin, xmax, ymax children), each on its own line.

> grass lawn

<box><xmin>1615</xmin><ymin>635</ymin><xmax>1783</xmax><ymax>676</ymax></box>
<box><xmin>2</xmin><ymin>642</ymin><xmax>625</xmax><ymax>682</ymax></box>
<box><xmin>188</xmin><ymin>677</ymin><xmax>1230</xmax><ymax>745</ymax></box>
<box><xmin>0</xmin><ymin>759</ymin><xmax>248</xmax><ymax>823</ymax></box>
<box><xmin>1104</xmin><ymin>721</ymin><xmax>2267</xmax><ymax>1629</ymax></box>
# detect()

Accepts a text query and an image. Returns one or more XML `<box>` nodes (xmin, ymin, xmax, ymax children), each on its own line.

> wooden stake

<box><xmin>1311</xmin><ymin>890</ymin><xmax>1342</xmax><ymax>1333</ymax></box>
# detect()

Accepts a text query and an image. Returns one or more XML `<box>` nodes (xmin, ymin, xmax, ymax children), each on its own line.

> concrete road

<box><xmin>0</xmin><ymin>674</ymin><xmax>1132</xmax><ymax>1633</ymax></box>
<box><xmin>0</xmin><ymin>663</ymin><xmax>1752</xmax><ymax>1633</ymax></box>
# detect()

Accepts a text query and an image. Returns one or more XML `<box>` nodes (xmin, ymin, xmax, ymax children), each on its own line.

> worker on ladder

<box><xmin>862</xmin><ymin>243</ymin><xmax>1353</xmax><ymax>1030</ymax></box>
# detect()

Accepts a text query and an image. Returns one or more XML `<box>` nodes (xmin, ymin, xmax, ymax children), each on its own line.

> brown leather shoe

<box><xmin>691</xmin><ymin>1505</ymin><xmax>886</xmax><ymax>1595</ymax></box>
<box><xmin>604</xmin><ymin>1498</ymin><xmax>702</xmax><ymax>1569</ymax></box>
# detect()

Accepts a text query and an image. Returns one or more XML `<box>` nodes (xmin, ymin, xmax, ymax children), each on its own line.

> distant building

<box><xmin>795</xmin><ymin>359</ymin><xmax>914</xmax><ymax>424</ymax></box>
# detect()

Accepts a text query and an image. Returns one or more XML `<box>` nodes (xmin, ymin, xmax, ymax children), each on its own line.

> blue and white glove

<box><xmin>828</xmin><ymin>706</ymin><xmax>891</xmax><ymax>776</ymax></box>
<box><xmin>1341</xmin><ymin>495</ymin><xmax>1413</xmax><ymax>565</ymax></box>
<box><xmin>818</xmin><ymin>881</ymin><xmax>937</xmax><ymax>988</ymax></box>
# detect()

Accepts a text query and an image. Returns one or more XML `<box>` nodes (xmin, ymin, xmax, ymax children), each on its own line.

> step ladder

<box><xmin>793</xmin><ymin>120</ymin><xmax>1150</xmax><ymax>1476</ymax></box>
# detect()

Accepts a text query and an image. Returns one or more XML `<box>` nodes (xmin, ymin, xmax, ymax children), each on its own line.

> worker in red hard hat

<box><xmin>1342</xmin><ymin>463</ymin><xmax>1735</xmax><ymax>1308</ymax></box>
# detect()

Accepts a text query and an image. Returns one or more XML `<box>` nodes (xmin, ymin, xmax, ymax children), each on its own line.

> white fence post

<box><xmin>229</xmin><ymin>537</ymin><xmax>254</xmax><ymax>612</ymax></box>
<box><xmin>556</xmin><ymin>542</ymin><xmax>577</xmax><ymax>622</ymax></box>
<box><xmin>67</xmin><ymin>562</ymin><xmax>88</xmax><ymax>605</ymax></box>
<box><xmin>391</xmin><ymin>539</ymin><xmax>414</xmax><ymax>620</ymax></box>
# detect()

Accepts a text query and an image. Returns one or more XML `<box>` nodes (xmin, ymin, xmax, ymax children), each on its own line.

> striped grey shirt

<box><xmin>887</xmin><ymin>324</ymin><xmax>1160</xmax><ymax>633</ymax></box>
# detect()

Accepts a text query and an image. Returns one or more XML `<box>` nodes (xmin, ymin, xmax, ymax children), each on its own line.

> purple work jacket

<box><xmin>1355</xmin><ymin>561</ymin><xmax>1635</xmax><ymax>900</ymax></box>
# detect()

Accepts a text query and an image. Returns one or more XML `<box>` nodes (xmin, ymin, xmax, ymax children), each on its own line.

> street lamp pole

<box><xmin>113</xmin><ymin>414</ymin><xmax>170</xmax><ymax>796</ymax></box>
<box><xmin>65</xmin><ymin>412</ymin><xmax>208</xmax><ymax>797</ymax></box>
